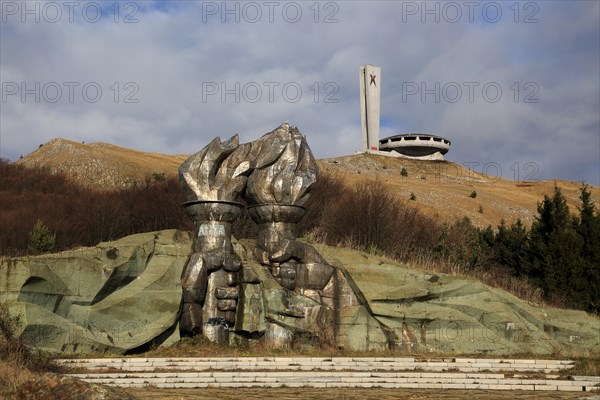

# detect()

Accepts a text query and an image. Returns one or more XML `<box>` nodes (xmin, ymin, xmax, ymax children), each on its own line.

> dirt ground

<box><xmin>125</xmin><ymin>388</ymin><xmax>597</xmax><ymax>400</ymax></box>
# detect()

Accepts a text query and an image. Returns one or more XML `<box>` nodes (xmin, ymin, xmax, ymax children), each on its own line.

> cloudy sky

<box><xmin>1</xmin><ymin>0</ymin><xmax>598</xmax><ymax>184</ymax></box>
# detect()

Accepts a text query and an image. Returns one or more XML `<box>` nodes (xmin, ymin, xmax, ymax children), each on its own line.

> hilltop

<box><xmin>15</xmin><ymin>138</ymin><xmax>598</xmax><ymax>228</ymax></box>
<box><xmin>16</xmin><ymin>138</ymin><xmax>188</xmax><ymax>189</ymax></box>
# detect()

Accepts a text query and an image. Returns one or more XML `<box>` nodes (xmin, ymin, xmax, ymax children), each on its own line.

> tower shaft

<box><xmin>359</xmin><ymin>65</ymin><xmax>381</xmax><ymax>151</ymax></box>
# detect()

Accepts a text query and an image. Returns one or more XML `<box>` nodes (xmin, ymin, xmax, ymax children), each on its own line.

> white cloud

<box><xmin>1</xmin><ymin>0</ymin><xmax>598</xmax><ymax>184</ymax></box>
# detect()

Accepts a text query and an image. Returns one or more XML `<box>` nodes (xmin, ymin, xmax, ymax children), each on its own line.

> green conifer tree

<box><xmin>529</xmin><ymin>186</ymin><xmax>583</xmax><ymax>305</ymax></box>
<box><xmin>27</xmin><ymin>220</ymin><xmax>56</xmax><ymax>255</ymax></box>
<box><xmin>494</xmin><ymin>219</ymin><xmax>530</xmax><ymax>277</ymax></box>
<box><xmin>573</xmin><ymin>184</ymin><xmax>600</xmax><ymax>312</ymax></box>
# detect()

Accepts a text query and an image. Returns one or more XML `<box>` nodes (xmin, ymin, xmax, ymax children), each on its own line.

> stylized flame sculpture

<box><xmin>179</xmin><ymin>135</ymin><xmax>252</xmax><ymax>341</ymax></box>
<box><xmin>246</xmin><ymin>124</ymin><xmax>333</xmax><ymax>293</ymax></box>
<box><xmin>179</xmin><ymin>123</ymin><xmax>333</xmax><ymax>345</ymax></box>
<box><xmin>180</xmin><ymin>135</ymin><xmax>253</xmax><ymax>202</ymax></box>
<box><xmin>245</xmin><ymin>123</ymin><xmax>317</xmax><ymax>206</ymax></box>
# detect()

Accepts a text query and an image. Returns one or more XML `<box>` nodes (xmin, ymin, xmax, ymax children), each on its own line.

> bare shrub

<box><xmin>232</xmin><ymin>208</ymin><xmax>258</xmax><ymax>239</ymax></box>
<box><xmin>297</xmin><ymin>169</ymin><xmax>347</xmax><ymax>237</ymax></box>
<box><xmin>0</xmin><ymin>162</ymin><xmax>579</xmax><ymax>310</ymax></box>
<box><xmin>0</xmin><ymin>304</ymin><xmax>63</xmax><ymax>398</ymax></box>
<box><xmin>0</xmin><ymin>163</ymin><xmax>191</xmax><ymax>256</ymax></box>
<box><xmin>319</xmin><ymin>179</ymin><xmax>400</xmax><ymax>253</ymax></box>
<box><xmin>306</xmin><ymin>176</ymin><xmax>549</xmax><ymax>306</ymax></box>
<box><xmin>317</xmin><ymin>178</ymin><xmax>440</xmax><ymax>263</ymax></box>
<box><xmin>472</xmin><ymin>266</ymin><xmax>545</xmax><ymax>306</ymax></box>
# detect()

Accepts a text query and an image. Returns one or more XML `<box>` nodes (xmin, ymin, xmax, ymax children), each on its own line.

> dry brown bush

<box><xmin>0</xmin><ymin>304</ymin><xmax>64</xmax><ymax>398</ymax></box>
<box><xmin>315</xmin><ymin>177</ymin><xmax>441</xmax><ymax>261</ymax></box>
<box><xmin>231</xmin><ymin>169</ymin><xmax>347</xmax><ymax>240</ymax></box>
<box><xmin>0</xmin><ymin>162</ymin><xmax>191</xmax><ymax>256</ymax></box>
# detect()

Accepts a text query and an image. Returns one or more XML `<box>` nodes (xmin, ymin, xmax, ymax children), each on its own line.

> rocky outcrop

<box><xmin>1</xmin><ymin>230</ymin><xmax>598</xmax><ymax>356</ymax></box>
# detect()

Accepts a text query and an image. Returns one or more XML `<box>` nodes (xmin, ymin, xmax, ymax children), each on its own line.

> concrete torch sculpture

<box><xmin>245</xmin><ymin>125</ymin><xmax>333</xmax><ymax>293</ymax></box>
<box><xmin>179</xmin><ymin>135</ymin><xmax>252</xmax><ymax>341</ymax></box>
<box><xmin>179</xmin><ymin>123</ymin><xmax>333</xmax><ymax>344</ymax></box>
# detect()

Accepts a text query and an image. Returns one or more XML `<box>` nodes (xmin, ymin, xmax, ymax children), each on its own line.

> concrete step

<box><xmin>55</xmin><ymin>357</ymin><xmax>575</xmax><ymax>373</ymax></box>
<box><xmin>63</xmin><ymin>372</ymin><xmax>599</xmax><ymax>391</ymax></box>
<box><xmin>56</xmin><ymin>357</ymin><xmax>599</xmax><ymax>392</ymax></box>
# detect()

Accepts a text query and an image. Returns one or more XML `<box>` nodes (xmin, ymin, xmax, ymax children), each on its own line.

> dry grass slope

<box><xmin>319</xmin><ymin>154</ymin><xmax>597</xmax><ymax>228</ymax></box>
<box><xmin>16</xmin><ymin>138</ymin><xmax>187</xmax><ymax>189</ymax></box>
<box><xmin>16</xmin><ymin>138</ymin><xmax>598</xmax><ymax>228</ymax></box>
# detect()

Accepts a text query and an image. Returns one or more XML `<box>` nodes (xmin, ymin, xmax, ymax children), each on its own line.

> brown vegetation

<box><xmin>305</xmin><ymin>177</ymin><xmax>549</xmax><ymax>307</ymax></box>
<box><xmin>2</xmin><ymin>150</ymin><xmax>598</xmax><ymax>398</ymax></box>
<box><xmin>1</xmin><ymin>302</ymin><xmax>136</xmax><ymax>399</ymax></box>
<box><xmin>0</xmin><ymin>304</ymin><xmax>64</xmax><ymax>399</ymax></box>
<box><xmin>0</xmin><ymin>161</ymin><xmax>191</xmax><ymax>256</ymax></box>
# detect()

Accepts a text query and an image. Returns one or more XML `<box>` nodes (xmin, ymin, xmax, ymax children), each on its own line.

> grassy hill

<box><xmin>16</xmin><ymin>138</ymin><xmax>188</xmax><ymax>189</ymax></box>
<box><xmin>16</xmin><ymin>138</ymin><xmax>598</xmax><ymax>229</ymax></box>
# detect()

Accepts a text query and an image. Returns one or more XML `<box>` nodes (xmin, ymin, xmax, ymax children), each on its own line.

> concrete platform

<box><xmin>56</xmin><ymin>357</ymin><xmax>599</xmax><ymax>392</ymax></box>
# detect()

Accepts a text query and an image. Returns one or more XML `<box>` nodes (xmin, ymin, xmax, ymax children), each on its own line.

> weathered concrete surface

<box><xmin>322</xmin><ymin>244</ymin><xmax>600</xmax><ymax>357</ymax></box>
<box><xmin>1</xmin><ymin>230</ymin><xmax>598</xmax><ymax>356</ymax></box>
<box><xmin>0</xmin><ymin>230</ymin><xmax>191</xmax><ymax>354</ymax></box>
<box><xmin>0</xmin><ymin>230</ymin><xmax>389</xmax><ymax>354</ymax></box>
<box><xmin>234</xmin><ymin>239</ymin><xmax>392</xmax><ymax>351</ymax></box>
<box><xmin>58</xmin><ymin>357</ymin><xmax>600</xmax><ymax>393</ymax></box>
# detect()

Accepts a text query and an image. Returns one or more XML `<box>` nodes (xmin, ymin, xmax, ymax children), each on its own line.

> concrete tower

<box><xmin>359</xmin><ymin>64</ymin><xmax>381</xmax><ymax>151</ymax></box>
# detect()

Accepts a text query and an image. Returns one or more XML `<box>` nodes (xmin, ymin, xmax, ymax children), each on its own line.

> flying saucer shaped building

<box><xmin>379</xmin><ymin>133</ymin><xmax>451</xmax><ymax>160</ymax></box>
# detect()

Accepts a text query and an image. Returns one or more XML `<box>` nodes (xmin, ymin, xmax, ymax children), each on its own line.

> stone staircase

<box><xmin>57</xmin><ymin>357</ymin><xmax>600</xmax><ymax>392</ymax></box>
